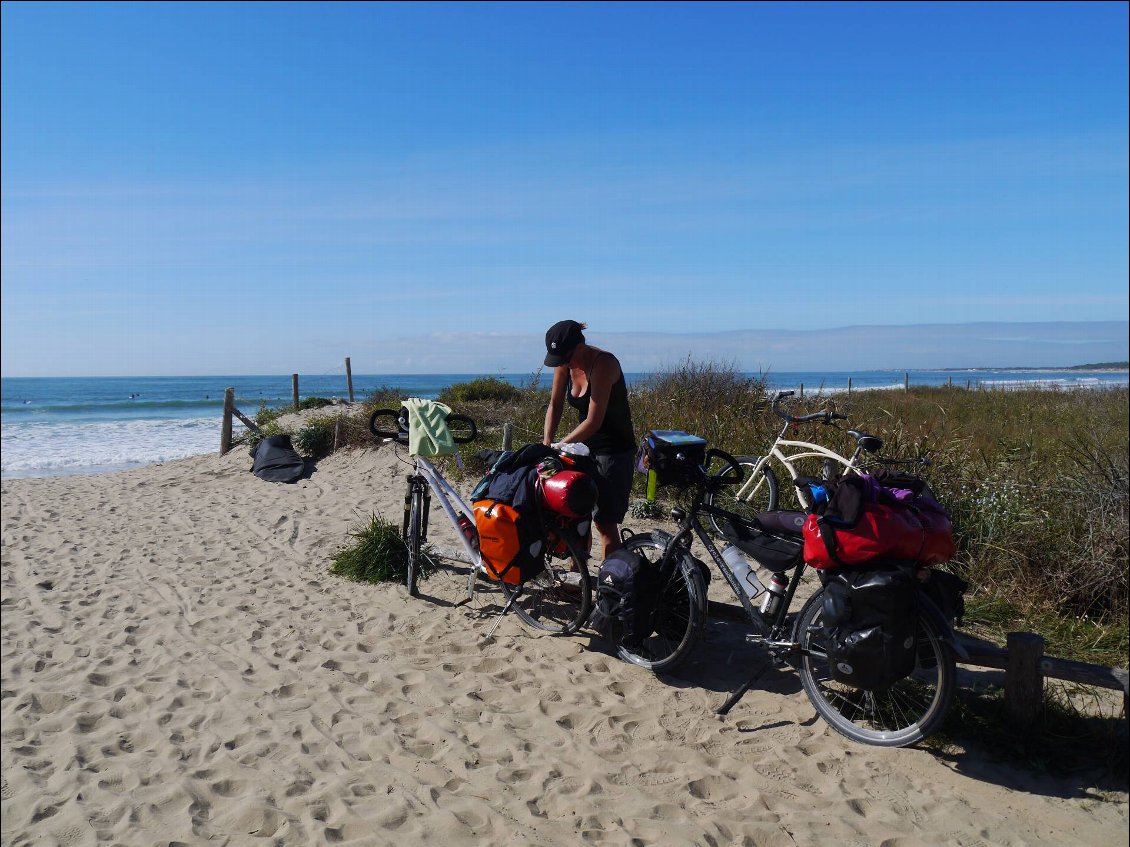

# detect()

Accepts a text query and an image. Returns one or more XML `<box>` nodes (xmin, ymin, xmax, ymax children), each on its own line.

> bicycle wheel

<box><xmin>617</xmin><ymin>531</ymin><xmax>708</xmax><ymax>673</ymax></box>
<box><xmin>502</xmin><ymin>532</ymin><xmax>591</xmax><ymax>635</ymax></box>
<box><xmin>794</xmin><ymin>589</ymin><xmax>956</xmax><ymax>747</ymax></box>
<box><xmin>704</xmin><ymin>457</ymin><xmax>779</xmax><ymax>537</ymax></box>
<box><xmin>403</xmin><ymin>487</ymin><xmax>423</xmax><ymax>597</ymax></box>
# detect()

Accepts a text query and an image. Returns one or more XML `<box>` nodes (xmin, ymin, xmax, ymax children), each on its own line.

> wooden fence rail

<box><xmin>220</xmin><ymin>387</ymin><xmax>261</xmax><ymax>455</ymax></box>
<box><xmin>956</xmin><ymin>631</ymin><xmax>1129</xmax><ymax>726</ymax></box>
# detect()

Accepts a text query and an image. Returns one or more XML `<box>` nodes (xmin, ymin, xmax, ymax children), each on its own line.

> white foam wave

<box><xmin>1</xmin><ymin>416</ymin><xmax>244</xmax><ymax>478</ymax></box>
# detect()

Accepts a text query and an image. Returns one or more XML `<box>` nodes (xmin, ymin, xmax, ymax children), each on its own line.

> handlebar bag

<box><xmin>821</xmin><ymin>565</ymin><xmax>919</xmax><ymax>690</ymax></box>
<box><xmin>641</xmin><ymin>430</ymin><xmax>707</xmax><ymax>488</ymax></box>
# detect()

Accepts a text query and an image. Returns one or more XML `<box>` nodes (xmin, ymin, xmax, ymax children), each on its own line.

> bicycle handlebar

<box><xmin>367</xmin><ymin>408</ymin><xmax>478</xmax><ymax>445</ymax></box>
<box><xmin>704</xmin><ymin>448</ymin><xmax>744</xmax><ymax>487</ymax></box>
<box><xmin>771</xmin><ymin>391</ymin><xmax>848</xmax><ymax>426</ymax></box>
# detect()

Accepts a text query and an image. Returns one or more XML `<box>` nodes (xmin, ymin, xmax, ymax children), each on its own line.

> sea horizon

<box><xmin>3</xmin><ymin>369</ymin><xmax>1128</xmax><ymax>480</ymax></box>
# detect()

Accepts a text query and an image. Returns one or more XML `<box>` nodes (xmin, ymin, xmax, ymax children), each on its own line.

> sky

<box><xmin>1</xmin><ymin>1</ymin><xmax>1127</xmax><ymax>376</ymax></box>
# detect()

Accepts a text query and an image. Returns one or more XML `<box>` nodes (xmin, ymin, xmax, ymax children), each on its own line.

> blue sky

<box><xmin>2</xmin><ymin>1</ymin><xmax>1127</xmax><ymax>376</ymax></box>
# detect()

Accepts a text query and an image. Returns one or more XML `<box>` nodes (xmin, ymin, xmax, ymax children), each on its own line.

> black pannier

<box><xmin>820</xmin><ymin>565</ymin><xmax>919</xmax><ymax>690</ymax></box>
<box><xmin>590</xmin><ymin>549</ymin><xmax>659</xmax><ymax>646</ymax></box>
<box><xmin>642</xmin><ymin>430</ymin><xmax>707</xmax><ymax>488</ymax></box>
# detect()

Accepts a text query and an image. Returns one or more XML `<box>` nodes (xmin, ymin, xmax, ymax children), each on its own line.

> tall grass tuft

<box><xmin>330</xmin><ymin>512</ymin><xmax>435</xmax><ymax>585</ymax></box>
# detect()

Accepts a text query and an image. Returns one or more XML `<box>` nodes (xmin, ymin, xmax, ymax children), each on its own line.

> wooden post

<box><xmin>848</xmin><ymin>377</ymin><xmax>852</xmax><ymax>395</ymax></box>
<box><xmin>502</xmin><ymin>423</ymin><xmax>514</xmax><ymax>450</ymax></box>
<box><xmin>220</xmin><ymin>387</ymin><xmax>235</xmax><ymax>455</ymax></box>
<box><xmin>966</xmin><ymin>379</ymin><xmax>971</xmax><ymax>390</ymax></box>
<box><xmin>292</xmin><ymin>374</ymin><xmax>299</xmax><ymax>409</ymax></box>
<box><xmin>948</xmin><ymin>376</ymin><xmax>953</xmax><ymax>387</ymax></box>
<box><xmin>1006</xmin><ymin>632</ymin><xmax>1045</xmax><ymax>730</ymax></box>
<box><xmin>904</xmin><ymin>371</ymin><xmax>909</xmax><ymax>391</ymax></box>
<box><xmin>345</xmin><ymin>357</ymin><xmax>354</xmax><ymax>403</ymax></box>
<box><xmin>799</xmin><ymin>383</ymin><xmax>804</xmax><ymax>398</ymax></box>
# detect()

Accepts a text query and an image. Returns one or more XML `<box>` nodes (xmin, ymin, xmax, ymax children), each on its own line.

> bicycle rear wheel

<box><xmin>617</xmin><ymin>531</ymin><xmax>707</xmax><ymax>673</ymax></box>
<box><xmin>502</xmin><ymin>532</ymin><xmax>591</xmax><ymax>635</ymax></box>
<box><xmin>794</xmin><ymin>589</ymin><xmax>956</xmax><ymax>747</ymax></box>
<box><xmin>703</xmin><ymin>457</ymin><xmax>779</xmax><ymax>536</ymax></box>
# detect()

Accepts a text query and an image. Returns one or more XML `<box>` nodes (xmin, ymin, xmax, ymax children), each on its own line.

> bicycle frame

<box><xmin>409</xmin><ymin>455</ymin><xmax>485</xmax><ymax>600</ymax></box>
<box><xmin>737</xmin><ymin>428</ymin><xmax>863</xmax><ymax>508</ymax></box>
<box><xmin>655</xmin><ymin>488</ymin><xmax>809</xmax><ymax>649</ymax></box>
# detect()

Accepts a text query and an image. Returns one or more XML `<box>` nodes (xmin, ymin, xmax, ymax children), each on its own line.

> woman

<box><xmin>542</xmin><ymin>320</ymin><xmax>636</xmax><ymax>555</ymax></box>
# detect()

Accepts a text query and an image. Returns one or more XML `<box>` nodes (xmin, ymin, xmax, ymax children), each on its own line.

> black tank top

<box><xmin>566</xmin><ymin>353</ymin><xmax>636</xmax><ymax>455</ymax></box>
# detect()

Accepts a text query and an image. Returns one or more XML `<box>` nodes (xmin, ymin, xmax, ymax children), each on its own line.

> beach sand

<box><xmin>2</xmin><ymin>443</ymin><xmax>1126</xmax><ymax>846</ymax></box>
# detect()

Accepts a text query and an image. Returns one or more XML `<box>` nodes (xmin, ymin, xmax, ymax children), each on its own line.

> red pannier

<box><xmin>800</xmin><ymin>473</ymin><xmax>955</xmax><ymax>570</ymax></box>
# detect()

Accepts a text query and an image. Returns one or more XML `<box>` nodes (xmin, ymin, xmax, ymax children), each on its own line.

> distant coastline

<box><xmin>938</xmin><ymin>362</ymin><xmax>1129</xmax><ymax>373</ymax></box>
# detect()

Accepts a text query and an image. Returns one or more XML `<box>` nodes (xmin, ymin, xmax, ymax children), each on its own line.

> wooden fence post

<box><xmin>799</xmin><ymin>383</ymin><xmax>804</xmax><ymax>398</ymax></box>
<box><xmin>848</xmin><ymin>377</ymin><xmax>852</xmax><ymax>395</ymax></box>
<box><xmin>502</xmin><ymin>423</ymin><xmax>514</xmax><ymax>450</ymax></box>
<box><xmin>345</xmin><ymin>357</ymin><xmax>354</xmax><ymax>403</ymax></box>
<box><xmin>220</xmin><ymin>387</ymin><xmax>235</xmax><ymax>455</ymax></box>
<box><xmin>292</xmin><ymin>374</ymin><xmax>299</xmax><ymax>409</ymax></box>
<box><xmin>1006</xmin><ymin>631</ymin><xmax>1045</xmax><ymax>730</ymax></box>
<box><xmin>904</xmin><ymin>371</ymin><xmax>909</xmax><ymax>391</ymax></box>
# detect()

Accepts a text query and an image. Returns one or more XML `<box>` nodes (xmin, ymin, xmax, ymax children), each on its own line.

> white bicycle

<box><xmin>704</xmin><ymin>390</ymin><xmax>892</xmax><ymax>534</ymax></box>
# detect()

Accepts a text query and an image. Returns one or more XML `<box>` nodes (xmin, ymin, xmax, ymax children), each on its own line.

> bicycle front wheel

<box><xmin>794</xmin><ymin>589</ymin><xmax>956</xmax><ymax>747</ymax></box>
<box><xmin>617</xmin><ymin>531</ymin><xmax>707</xmax><ymax>673</ymax></box>
<box><xmin>404</xmin><ymin>488</ymin><xmax>423</xmax><ymax>597</ymax></box>
<box><xmin>502</xmin><ymin>532</ymin><xmax>591</xmax><ymax>635</ymax></box>
<box><xmin>704</xmin><ymin>456</ymin><xmax>779</xmax><ymax>536</ymax></box>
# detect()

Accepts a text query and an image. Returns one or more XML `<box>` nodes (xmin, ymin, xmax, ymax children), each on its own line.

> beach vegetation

<box><xmin>297</xmin><ymin>396</ymin><xmax>335</xmax><ymax>411</ymax></box>
<box><xmin>330</xmin><ymin>512</ymin><xmax>435</xmax><ymax>585</ymax></box>
<box><xmin>438</xmin><ymin>376</ymin><xmax>523</xmax><ymax>405</ymax></box>
<box><xmin>293</xmin><ymin>418</ymin><xmax>335</xmax><ymax>457</ymax></box>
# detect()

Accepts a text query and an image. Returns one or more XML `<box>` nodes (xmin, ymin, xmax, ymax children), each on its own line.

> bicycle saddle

<box><xmin>847</xmin><ymin>430</ymin><xmax>883</xmax><ymax>453</ymax></box>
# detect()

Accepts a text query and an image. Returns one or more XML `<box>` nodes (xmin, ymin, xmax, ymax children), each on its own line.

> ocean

<box><xmin>3</xmin><ymin>370</ymin><xmax>1126</xmax><ymax>480</ymax></box>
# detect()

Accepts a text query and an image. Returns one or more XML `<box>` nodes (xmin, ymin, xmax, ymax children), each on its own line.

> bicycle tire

<box><xmin>703</xmin><ymin>457</ymin><xmax>779</xmax><ymax>537</ymax></box>
<box><xmin>794</xmin><ymin>589</ymin><xmax>956</xmax><ymax>747</ymax></box>
<box><xmin>502</xmin><ymin>531</ymin><xmax>591</xmax><ymax>635</ymax></box>
<box><xmin>404</xmin><ymin>488</ymin><xmax>423</xmax><ymax>597</ymax></box>
<box><xmin>617</xmin><ymin>531</ymin><xmax>708</xmax><ymax>673</ymax></box>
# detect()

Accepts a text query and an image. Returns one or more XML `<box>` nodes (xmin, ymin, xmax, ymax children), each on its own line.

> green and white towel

<box><xmin>402</xmin><ymin>398</ymin><xmax>456</xmax><ymax>457</ymax></box>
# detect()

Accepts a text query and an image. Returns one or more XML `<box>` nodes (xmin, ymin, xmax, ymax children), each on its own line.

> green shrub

<box><xmin>329</xmin><ymin>512</ymin><xmax>435</xmax><ymax>584</ymax></box>
<box><xmin>293</xmin><ymin>416</ymin><xmax>335</xmax><ymax>457</ymax></box>
<box><xmin>298</xmin><ymin>396</ymin><xmax>335</xmax><ymax>411</ymax></box>
<box><xmin>439</xmin><ymin>377</ymin><xmax>523</xmax><ymax>405</ymax></box>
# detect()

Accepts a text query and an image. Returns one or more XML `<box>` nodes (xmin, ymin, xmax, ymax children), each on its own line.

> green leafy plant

<box><xmin>329</xmin><ymin>512</ymin><xmax>435</xmax><ymax>585</ymax></box>
<box><xmin>439</xmin><ymin>377</ymin><xmax>522</xmax><ymax>404</ymax></box>
<box><xmin>293</xmin><ymin>418</ymin><xmax>334</xmax><ymax>457</ymax></box>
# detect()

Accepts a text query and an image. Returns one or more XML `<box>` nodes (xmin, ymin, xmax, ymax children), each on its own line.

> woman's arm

<box><xmin>543</xmin><ymin>366</ymin><xmax>568</xmax><ymax>445</ymax></box>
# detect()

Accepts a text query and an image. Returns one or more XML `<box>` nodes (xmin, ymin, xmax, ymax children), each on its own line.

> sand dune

<box><xmin>2</xmin><ymin>445</ymin><xmax>1126</xmax><ymax>845</ymax></box>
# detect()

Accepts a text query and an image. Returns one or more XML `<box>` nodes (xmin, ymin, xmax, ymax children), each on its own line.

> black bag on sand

<box><xmin>251</xmin><ymin>434</ymin><xmax>306</xmax><ymax>484</ymax></box>
<box><xmin>590</xmin><ymin>549</ymin><xmax>659</xmax><ymax>647</ymax></box>
<box><xmin>821</xmin><ymin>565</ymin><xmax>919</xmax><ymax>690</ymax></box>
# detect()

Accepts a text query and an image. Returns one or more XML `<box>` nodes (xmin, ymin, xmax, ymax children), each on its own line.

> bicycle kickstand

<box><xmin>715</xmin><ymin>665</ymin><xmax>769</xmax><ymax>716</ymax></box>
<box><xmin>483</xmin><ymin>588</ymin><xmax>522</xmax><ymax>640</ymax></box>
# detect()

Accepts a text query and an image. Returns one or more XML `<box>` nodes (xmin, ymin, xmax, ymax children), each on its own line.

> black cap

<box><xmin>544</xmin><ymin>320</ymin><xmax>585</xmax><ymax>367</ymax></box>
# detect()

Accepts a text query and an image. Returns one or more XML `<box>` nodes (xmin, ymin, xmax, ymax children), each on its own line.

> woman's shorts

<box><xmin>591</xmin><ymin>449</ymin><xmax>634</xmax><ymax>525</ymax></box>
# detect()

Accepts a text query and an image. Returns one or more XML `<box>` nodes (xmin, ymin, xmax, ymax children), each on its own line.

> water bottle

<box><xmin>456</xmin><ymin>512</ymin><xmax>479</xmax><ymax>553</ymax></box>
<box><xmin>760</xmin><ymin>572</ymin><xmax>788</xmax><ymax>618</ymax></box>
<box><xmin>721</xmin><ymin>544</ymin><xmax>764</xmax><ymax>599</ymax></box>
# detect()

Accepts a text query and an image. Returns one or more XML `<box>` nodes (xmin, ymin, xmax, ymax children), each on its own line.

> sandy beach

<box><xmin>2</xmin><ymin>443</ymin><xmax>1126</xmax><ymax>846</ymax></box>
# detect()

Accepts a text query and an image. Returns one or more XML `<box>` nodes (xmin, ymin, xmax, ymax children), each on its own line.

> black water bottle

<box><xmin>759</xmin><ymin>572</ymin><xmax>788</xmax><ymax>618</ymax></box>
